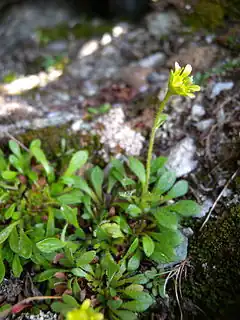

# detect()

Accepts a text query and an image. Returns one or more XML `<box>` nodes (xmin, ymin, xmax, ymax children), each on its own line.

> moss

<box><xmin>37</xmin><ymin>22</ymin><xmax>113</xmax><ymax>46</ymax></box>
<box><xmin>182</xmin><ymin>205</ymin><xmax>240</xmax><ymax>319</ymax></box>
<box><xmin>184</xmin><ymin>0</ymin><xmax>224</xmax><ymax>30</ymax></box>
<box><xmin>14</xmin><ymin>125</ymin><xmax>103</xmax><ymax>170</ymax></box>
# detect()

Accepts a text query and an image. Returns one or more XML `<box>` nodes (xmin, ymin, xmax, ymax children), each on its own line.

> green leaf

<box><xmin>142</xmin><ymin>235</ymin><xmax>155</xmax><ymax>257</ymax></box>
<box><xmin>128</xmin><ymin>157</ymin><xmax>146</xmax><ymax>185</ymax></box>
<box><xmin>128</xmin><ymin>249</ymin><xmax>141</xmax><ymax>271</ymax></box>
<box><xmin>101</xmin><ymin>252</ymin><xmax>119</xmax><ymax>283</ymax></box>
<box><xmin>30</xmin><ymin>145</ymin><xmax>52</xmax><ymax>176</ymax></box>
<box><xmin>76</xmin><ymin>251</ymin><xmax>96</xmax><ymax>267</ymax></box>
<box><xmin>126</xmin><ymin>204</ymin><xmax>142</xmax><ymax>218</ymax></box>
<box><xmin>61</xmin><ymin>205</ymin><xmax>80</xmax><ymax>228</ymax></box>
<box><xmin>71</xmin><ymin>268</ymin><xmax>88</xmax><ymax>278</ymax></box>
<box><xmin>9</xmin><ymin>140</ymin><xmax>21</xmax><ymax>158</ymax></box>
<box><xmin>2</xmin><ymin>170</ymin><xmax>18</xmax><ymax>180</ymax></box>
<box><xmin>154</xmin><ymin>171</ymin><xmax>176</xmax><ymax>195</ymax></box>
<box><xmin>46</xmin><ymin>208</ymin><xmax>55</xmax><ymax>237</ymax></box>
<box><xmin>122</xmin><ymin>292</ymin><xmax>153</xmax><ymax>312</ymax></box>
<box><xmin>51</xmin><ymin>302</ymin><xmax>73</xmax><ymax>315</ymax></box>
<box><xmin>101</xmin><ymin>222</ymin><xmax>124</xmax><ymax>238</ymax></box>
<box><xmin>57</xmin><ymin>190</ymin><xmax>83</xmax><ymax>205</ymax></box>
<box><xmin>35</xmin><ymin>268</ymin><xmax>67</xmax><ymax>282</ymax></box>
<box><xmin>124</xmin><ymin>274</ymin><xmax>148</xmax><ymax>285</ymax></box>
<box><xmin>9</xmin><ymin>155</ymin><xmax>24</xmax><ymax>173</ymax></box>
<box><xmin>150</xmin><ymin>242</ymin><xmax>176</xmax><ymax>263</ymax></box>
<box><xmin>90</xmin><ymin>166</ymin><xmax>104</xmax><ymax>200</ymax></box>
<box><xmin>154</xmin><ymin>208</ymin><xmax>179</xmax><ymax>231</ymax></box>
<box><xmin>155</xmin><ymin>113</ymin><xmax>168</xmax><ymax>129</ymax></box>
<box><xmin>29</xmin><ymin>139</ymin><xmax>41</xmax><ymax>149</ymax></box>
<box><xmin>12</xmin><ymin>254</ymin><xmax>23</xmax><ymax>278</ymax></box>
<box><xmin>36</xmin><ymin>238</ymin><xmax>66</xmax><ymax>253</ymax></box>
<box><xmin>151</xmin><ymin>229</ymin><xmax>183</xmax><ymax>248</ymax></box>
<box><xmin>0</xmin><ymin>221</ymin><xmax>20</xmax><ymax>245</ymax></box>
<box><xmin>9</xmin><ymin>226</ymin><xmax>19</xmax><ymax>254</ymax></box>
<box><xmin>113</xmin><ymin>310</ymin><xmax>137</xmax><ymax>320</ymax></box>
<box><xmin>107</xmin><ymin>299</ymin><xmax>123</xmax><ymax>310</ymax></box>
<box><xmin>63</xmin><ymin>151</ymin><xmax>88</xmax><ymax>177</ymax></box>
<box><xmin>0</xmin><ymin>150</ymin><xmax>7</xmax><ymax>171</ymax></box>
<box><xmin>151</xmin><ymin>157</ymin><xmax>167</xmax><ymax>174</ymax></box>
<box><xmin>62</xmin><ymin>295</ymin><xmax>79</xmax><ymax>308</ymax></box>
<box><xmin>4</xmin><ymin>203</ymin><xmax>16</xmax><ymax>220</ymax></box>
<box><xmin>19</xmin><ymin>229</ymin><xmax>32</xmax><ymax>259</ymax></box>
<box><xmin>170</xmin><ymin>200</ymin><xmax>201</xmax><ymax>217</ymax></box>
<box><xmin>144</xmin><ymin>268</ymin><xmax>157</xmax><ymax>280</ymax></box>
<box><xmin>0</xmin><ymin>250</ymin><xmax>5</xmax><ymax>283</ymax></box>
<box><xmin>124</xmin><ymin>284</ymin><xmax>144</xmax><ymax>294</ymax></box>
<box><xmin>72</xmin><ymin>278</ymin><xmax>81</xmax><ymax>297</ymax></box>
<box><xmin>125</xmin><ymin>238</ymin><xmax>139</xmax><ymax>258</ymax></box>
<box><xmin>62</xmin><ymin>176</ymin><xmax>97</xmax><ymax>202</ymax></box>
<box><xmin>164</xmin><ymin>180</ymin><xmax>188</xmax><ymax>200</ymax></box>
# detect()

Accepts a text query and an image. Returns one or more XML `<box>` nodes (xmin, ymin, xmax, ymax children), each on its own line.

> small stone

<box><xmin>146</xmin><ymin>10</ymin><xmax>181</xmax><ymax>38</ymax></box>
<box><xmin>82</xmin><ymin>80</ymin><xmax>98</xmax><ymax>96</ymax></box>
<box><xmin>196</xmin><ymin>119</ymin><xmax>214</xmax><ymax>132</ymax></box>
<box><xmin>120</xmin><ymin>66</ymin><xmax>153</xmax><ymax>90</ymax></box>
<box><xmin>191</xmin><ymin>104</ymin><xmax>206</xmax><ymax>120</ymax></box>
<box><xmin>210</xmin><ymin>81</ymin><xmax>234</xmax><ymax>99</ymax></box>
<box><xmin>138</xmin><ymin>52</ymin><xmax>166</xmax><ymax>68</ymax></box>
<box><xmin>166</xmin><ymin>137</ymin><xmax>198</xmax><ymax>177</ymax></box>
<box><xmin>46</xmin><ymin>40</ymin><xmax>68</xmax><ymax>53</ymax></box>
<box><xmin>78</xmin><ymin>40</ymin><xmax>99</xmax><ymax>58</ymax></box>
<box><xmin>71</xmin><ymin>119</ymin><xmax>84</xmax><ymax>132</ymax></box>
<box><xmin>147</xmin><ymin>71</ymin><xmax>168</xmax><ymax>84</ymax></box>
<box><xmin>195</xmin><ymin>198</ymin><xmax>213</xmax><ymax>218</ymax></box>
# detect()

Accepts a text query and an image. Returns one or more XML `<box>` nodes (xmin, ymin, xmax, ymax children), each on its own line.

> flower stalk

<box><xmin>143</xmin><ymin>62</ymin><xmax>201</xmax><ymax>195</ymax></box>
<box><xmin>143</xmin><ymin>90</ymin><xmax>172</xmax><ymax>195</ymax></box>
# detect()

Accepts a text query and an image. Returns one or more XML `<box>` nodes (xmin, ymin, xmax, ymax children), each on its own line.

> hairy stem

<box><xmin>143</xmin><ymin>90</ymin><xmax>172</xmax><ymax>195</ymax></box>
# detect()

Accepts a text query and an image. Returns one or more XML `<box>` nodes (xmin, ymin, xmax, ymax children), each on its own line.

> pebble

<box><xmin>195</xmin><ymin>198</ymin><xmax>213</xmax><ymax>218</ymax></box>
<box><xmin>146</xmin><ymin>10</ymin><xmax>181</xmax><ymax>38</ymax></box>
<box><xmin>138</xmin><ymin>52</ymin><xmax>166</xmax><ymax>68</ymax></box>
<box><xmin>195</xmin><ymin>119</ymin><xmax>214</xmax><ymax>132</ymax></box>
<box><xmin>166</xmin><ymin>137</ymin><xmax>198</xmax><ymax>177</ymax></box>
<box><xmin>210</xmin><ymin>81</ymin><xmax>234</xmax><ymax>99</ymax></box>
<box><xmin>191</xmin><ymin>104</ymin><xmax>206</xmax><ymax>120</ymax></box>
<box><xmin>120</xmin><ymin>66</ymin><xmax>153</xmax><ymax>90</ymax></box>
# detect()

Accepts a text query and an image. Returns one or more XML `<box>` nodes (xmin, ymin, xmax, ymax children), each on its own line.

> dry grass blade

<box><xmin>200</xmin><ymin>168</ymin><xmax>239</xmax><ymax>231</ymax></box>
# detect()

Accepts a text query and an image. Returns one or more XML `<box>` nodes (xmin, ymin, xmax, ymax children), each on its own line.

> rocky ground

<box><xmin>0</xmin><ymin>0</ymin><xmax>239</xmax><ymax>319</ymax></box>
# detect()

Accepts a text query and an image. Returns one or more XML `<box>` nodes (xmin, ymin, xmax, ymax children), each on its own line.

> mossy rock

<box><xmin>13</xmin><ymin>125</ymin><xmax>103</xmax><ymax>166</ymax></box>
<box><xmin>184</xmin><ymin>0</ymin><xmax>240</xmax><ymax>31</ymax></box>
<box><xmin>182</xmin><ymin>205</ymin><xmax>240</xmax><ymax>319</ymax></box>
<box><xmin>37</xmin><ymin>22</ymin><xmax>113</xmax><ymax>46</ymax></box>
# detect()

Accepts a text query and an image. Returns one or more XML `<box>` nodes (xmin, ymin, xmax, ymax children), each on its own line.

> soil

<box><xmin>0</xmin><ymin>0</ymin><xmax>239</xmax><ymax>319</ymax></box>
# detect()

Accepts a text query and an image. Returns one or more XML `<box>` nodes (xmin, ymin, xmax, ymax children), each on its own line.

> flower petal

<box><xmin>174</xmin><ymin>61</ymin><xmax>181</xmax><ymax>71</ymax></box>
<box><xmin>182</xmin><ymin>64</ymin><xmax>192</xmax><ymax>77</ymax></box>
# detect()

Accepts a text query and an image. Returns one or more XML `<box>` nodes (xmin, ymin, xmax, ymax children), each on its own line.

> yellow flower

<box><xmin>66</xmin><ymin>299</ymin><xmax>104</xmax><ymax>320</ymax></box>
<box><xmin>168</xmin><ymin>62</ymin><xmax>201</xmax><ymax>98</ymax></box>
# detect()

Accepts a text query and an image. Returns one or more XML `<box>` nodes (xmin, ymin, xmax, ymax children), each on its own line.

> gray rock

<box><xmin>195</xmin><ymin>198</ymin><xmax>213</xmax><ymax>218</ymax></box>
<box><xmin>45</xmin><ymin>40</ymin><xmax>68</xmax><ymax>53</ymax></box>
<box><xmin>0</xmin><ymin>1</ymin><xmax>75</xmax><ymax>57</ymax></box>
<box><xmin>82</xmin><ymin>80</ymin><xmax>99</xmax><ymax>96</ymax></box>
<box><xmin>196</xmin><ymin>119</ymin><xmax>214</xmax><ymax>132</ymax></box>
<box><xmin>166</xmin><ymin>137</ymin><xmax>198</xmax><ymax>177</ymax></box>
<box><xmin>210</xmin><ymin>81</ymin><xmax>234</xmax><ymax>99</ymax></box>
<box><xmin>191</xmin><ymin>103</ymin><xmax>206</xmax><ymax>120</ymax></box>
<box><xmin>147</xmin><ymin>71</ymin><xmax>168</xmax><ymax>84</ymax></box>
<box><xmin>138</xmin><ymin>52</ymin><xmax>166</xmax><ymax>68</ymax></box>
<box><xmin>146</xmin><ymin>10</ymin><xmax>181</xmax><ymax>39</ymax></box>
